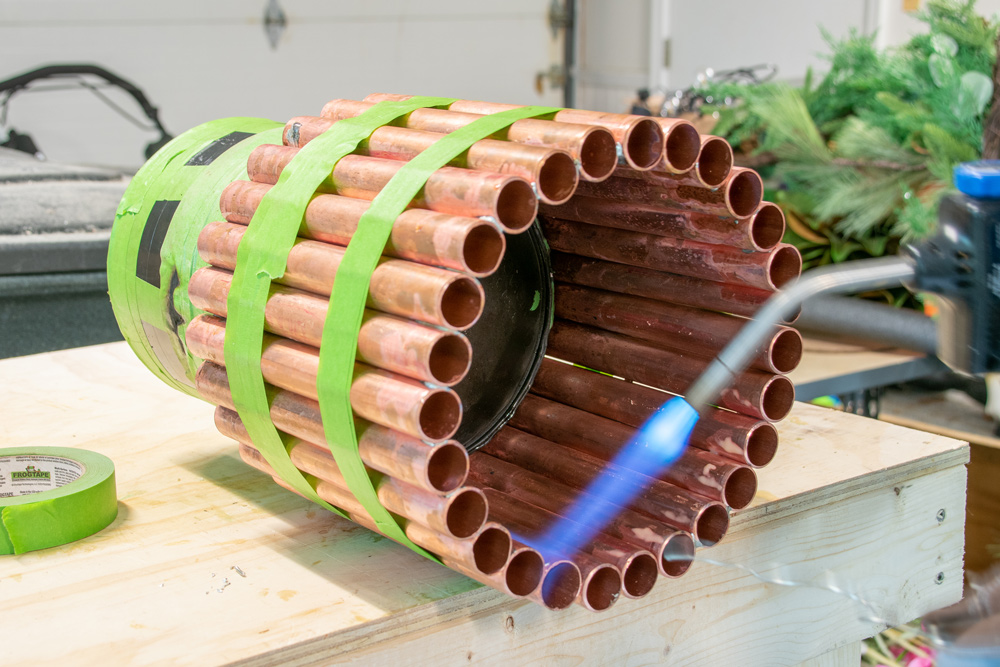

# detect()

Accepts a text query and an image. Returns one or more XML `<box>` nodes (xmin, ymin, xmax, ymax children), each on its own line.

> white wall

<box><xmin>0</xmin><ymin>1</ymin><xmax>562</xmax><ymax>168</ymax></box>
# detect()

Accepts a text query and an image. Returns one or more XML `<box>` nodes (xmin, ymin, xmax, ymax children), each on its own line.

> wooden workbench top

<box><xmin>0</xmin><ymin>343</ymin><xmax>968</xmax><ymax>666</ymax></box>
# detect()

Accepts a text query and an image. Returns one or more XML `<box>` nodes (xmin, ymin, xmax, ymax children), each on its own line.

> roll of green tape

<box><xmin>0</xmin><ymin>447</ymin><xmax>117</xmax><ymax>555</ymax></box>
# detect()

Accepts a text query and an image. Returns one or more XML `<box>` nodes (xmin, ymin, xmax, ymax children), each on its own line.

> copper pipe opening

<box><xmin>696</xmin><ymin>503</ymin><xmax>730</xmax><ymax>546</ymax></box>
<box><xmin>661</xmin><ymin>532</ymin><xmax>695</xmax><ymax>578</ymax></box>
<box><xmin>537</xmin><ymin>151</ymin><xmax>579</xmax><ymax>205</ymax></box>
<box><xmin>419</xmin><ymin>391</ymin><xmax>462</xmax><ymax>441</ymax></box>
<box><xmin>472</xmin><ymin>525</ymin><xmax>511</xmax><ymax>575</ymax></box>
<box><xmin>428</xmin><ymin>334</ymin><xmax>472</xmax><ymax>386</ymax></box>
<box><xmin>746</xmin><ymin>422</ymin><xmax>779</xmax><ymax>468</ymax></box>
<box><xmin>770</xmin><ymin>328</ymin><xmax>803</xmax><ymax>374</ymax></box>
<box><xmin>761</xmin><ymin>376</ymin><xmax>795</xmax><ymax>422</ymax></box>
<box><xmin>579</xmin><ymin>130</ymin><xmax>618</xmax><ymax>181</ymax></box>
<box><xmin>541</xmin><ymin>561</ymin><xmax>581</xmax><ymax>610</ymax></box>
<box><xmin>622</xmin><ymin>552</ymin><xmax>658</xmax><ymax>598</ymax></box>
<box><xmin>664</xmin><ymin>124</ymin><xmax>700</xmax><ymax>173</ymax></box>
<box><xmin>584</xmin><ymin>564</ymin><xmax>622</xmax><ymax>611</ymax></box>
<box><xmin>724</xmin><ymin>467</ymin><xmax>758</xmax><ymax>510</ymax></box>
<box><xmin>623</xmin><ymin>118</ymin><xmax>664</xmax><ymax>170</ymax></box>
<box><xmin>750</xmin><ymin>203</ymin><xmax>786</xmax><ymax>250</ymax></box>
<box><xmin>462</xmin><ymin>224</ymin><xmax>506</xmax><ymax>276</ymax></box>
<box><xmin>768</xmin><ymin>245</ymin><xmax>803</xmax><ymax>289</ymax></box>
<box><xmin>697</xmin><ymin>137</ymin><xmax>733</xmax><ymax>187</ymax></box>
<box><xmin>446</xmin><ymin>488</ymin><xmax>487</xmax><ymax>538</ymax></box>
<box><xmin>440</xmin><ymin>277</ymin><xmax>485</xmax><ymax>330</ymax></box>
<box><xmin>426</xmin><ymin>441</ymin><xmax>469</xmax><ymax>493</ymax></box>
<box><xmin>727</xmin><ymin>170</ymin><xmax>763</xmax><ymax>218</ymax></box>
<box><xmin>494</xmin><ymin>179</ymin><xmax>538</xmax><ymax>233</ymax></box>
<box><xmin>506</xmin><ymin>548</ymin><xmax>544</xmax><ymax>597</ymax></box>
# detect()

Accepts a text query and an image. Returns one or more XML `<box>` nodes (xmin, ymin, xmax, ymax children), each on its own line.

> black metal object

<box><xmin>795</xmin><ymin>294</ymin><xmax>938</xmax><ymax>354</ymax></box>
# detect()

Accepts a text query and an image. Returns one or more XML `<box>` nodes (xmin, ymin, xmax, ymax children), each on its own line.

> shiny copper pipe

<box><xmin>468</xmin><ymin>452</ymin><xmax>694</xmax><ymax>577</ymax></box>
<box><xmin>651</xmin><ymin>117</ymin><xmax>701</xmax><ymax>175</ymax></box>
<box><xmin>541</xmin><ymin>218</ymin><xmax>802</xmax><ymax>291</ymax></box>
<box><xmin>220</xmin><ymin>180</ymin><xmax>505</xmax><ymax>278</ymax></box>
<box><xmin>553</xmin><ymin>283</ymin><xmax>803</xmax><ymax>374</ymax></box>
<box><xmin>748</xmin><ymin>202</ymin><xmax>787</xmax><ymax>251</ymax></box>
<box><xmin>195</xmin><ymin>362</ymin><xmax>470</xmax><ymax>492</ymax></box>
<box><xmin>283</xmin><ymin>116</ymin><xmax>579</xmax><ymax>205</ymax></box>
<box><xmin>483</xmin><ymin>428</ymin><xmax>729</xmax><ymax>545</ymax></box>
<box><xmin>247</xmin><ymin>144</ymin><xmax>537</xmax><ymax>233</ymax></box>
<box><xmin>197</xmin><ymin>221</ymin><xmax>484</xmax><ymax>331</ymax></box>
<box><xmin>504</xmin><ymin>543</ymin><xmax>546</xmax><ymax>598</ymax></box>
<box><xmin>186</xmin><ymin>315</ymin><xmax>462</xmax><ymax>442</ymax></box>
<box><xmin>531</xmin><ymin>358</ymin><xmax>779</xmax><ymax>468</ymax></box>
<box><xmin>320</xmin><ymin>98</ymin><xmax>618</xmax><ymax>183</ymax></box>
<box><xmin>222</xmin><ymin>409</ymin><xmax>486</xmax><ymax>538</ymax></box>
<box><xmin>691</xmin><ymin>135</ymin><xmax>735</xmax><ymax>188</ymax></box>
<box><xmin>188</xmin><ymin>266</ymin><xmax>472</xmax><ymax>386</ymax></box>
<box><xmin>547</xmin><ymin>321</ymin><xmax>795</xmax><ymax>422</ymax></box>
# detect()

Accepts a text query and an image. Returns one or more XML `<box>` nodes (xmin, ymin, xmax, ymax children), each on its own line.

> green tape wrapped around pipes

<box><xmin>0</xmin><ymin>447</ymin><xmax>117</xmax><ymax>555</ymax></box>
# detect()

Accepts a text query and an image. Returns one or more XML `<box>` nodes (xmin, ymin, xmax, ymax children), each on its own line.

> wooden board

<box><xmin>0</xmin><ymin>343</ymin><xmax>968</xmax><ymax>666</ymax></box>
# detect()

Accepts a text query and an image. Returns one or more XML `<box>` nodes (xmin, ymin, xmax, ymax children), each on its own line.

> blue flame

<box><xmin>524</xmin><ymin>397</ymin><xmax>700</xmax><ymax>559</ymax></box>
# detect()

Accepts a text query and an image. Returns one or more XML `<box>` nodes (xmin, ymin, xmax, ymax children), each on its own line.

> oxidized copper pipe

<box><xmin>483</xmin><ymin>428</ymin><xmax>730</xmax><ymax>545</ymax></box>
<box><xmin>220</xmin><ymin>180</ymin><xmax>505</xmax><ymax>277</ymax></box>
<box><xmin>468</xmin><ymin>452</ymin><xmax>694</xmax><ymax>578</ymax></box>
<box><xmin>508</xmin><ymin>394</ymin><xmax>758</xmax><ymax>509</ymax></box>
<box><xmin>553</xmin><ymin>283</ymin><xmax>803</xmax><ymax>374</ymax></box>
<box><xmin>247</xmin><ymin>144</ymin><xmax>538</xmax><ymax>233</ymax></box>
<box><xmin>547</xmin><ymin>321</ymin><xmax>795</xmax><ymax>422</ymax></box>
<box><xmin>651</xmin><ymin>117</ymin><xmax>701</xmax><ymax>175</ymax></box>
<box><xmin>188</xmin><ymin>266</ymin><xmax>473</xmax><ymax>386</ymax></box>
<box><xmin>283</xmin><ymin>116</ymin><xmax>579</xmax><ymax>205</ymax></box>
<box><xmin>221</xmin><ymin>409</ymin><xmax>486</xmax><ymax>538</ymax></box>
<box><xmin>195</xmin><ymin>362</ymin><xmax>470</xmax><ymax>492</ymax></box>
<box><xmin>320</xmin><ymin>98</ymin><xmax>618</xmax><ymax>183</ymax></box>
<box><xmin>530</xmin><ymin>358</ymin><xmax>779</xmax><ymax>468</ymax></box>
<box><xmin>186</xmin><ymin>315</ymin><xmax>462</xmax><ymax>442</ymax></box>
<box><xmin>542</xmin><ymin>218</ymin><xmax>802</xmax><ymax>291</ymax></box>
<box><xmin>579</xmin><ymin>165</ymin><xmax>761</xmax><ymax>218</ymax></box>
<box><xmin>197</xmin><ymin>221</ymin><xmax>484</xmax><ymax>331</ymax></box>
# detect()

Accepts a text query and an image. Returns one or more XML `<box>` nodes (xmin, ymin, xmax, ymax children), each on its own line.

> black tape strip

<box><xmin>141</xmin><ymin>320</ymin><xmax>194</xmax><ymax>387</ymax></box>
<box><xmin>135</xmin><ymin>199</ymin><xmax>180</xmax><ymax>288</ymax></box>
<box><xmin>185</xmin><ymin>131</ymin><xmax>255</xmax><ymax>166</ymax></box>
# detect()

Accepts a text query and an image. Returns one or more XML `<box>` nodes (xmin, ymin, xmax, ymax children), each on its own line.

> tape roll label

<box><xmin>0</xmin><ymin>455</ymin><xmax>85</xmax><ymax>498</ymax></box>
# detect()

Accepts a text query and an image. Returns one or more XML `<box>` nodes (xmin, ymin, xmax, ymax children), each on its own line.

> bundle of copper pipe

<box><xmin>188</xmin><ymin>95</ymin><xmax>801</xmax><ymax>613</ymax></box>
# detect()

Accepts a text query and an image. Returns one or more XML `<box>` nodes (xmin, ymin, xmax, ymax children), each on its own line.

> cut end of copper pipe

<box><xmin>661</xmin><ymin>122</ymin><xmax>701</xmax><ymax>174</ymax></box>
<box><xmin>495</xmin><ymin>178</ymin><xmax>538</xmax><ymax>233</ymax></box>
<box><xmin>723</xmin><ymin>466</ymin><xmax>758</xmax><ymax>510</ymax></box>
<box><xmin>581</xmin><ymin>562</ymin><xmax>621</xmax><ymax>612</ymax></box>
<box><xmin>537</xmin><ymin>150</ymin><xmax>580</xmax><ymax>205</ymax></box>
<box><xmin>745</xmin><ymin>422</ymin><xmax>779</xmax><ymax>468</ymax></box>
<box><xmin>426</xmin><ymin>441</ymin><xmax>470</xmax><ymax>493</ymax></box>
<box><xmin>418</xmin><ymin>388</ymin><xmax>463</xmax><ymax>442</ymax></box>
<box><xmin>472</xmin><ymin>523</ymin><xmax>512</xmax><ymax>576</ymax></box>
<box><xmin>760</xmin><ymin>375</ymin><xmax>795</xmax><ymax>423</ymax></box>
<box><xmin>726</xmin><ymin>169</ymin><xmax>764</xmax><ymax>219</ymax></box>
<box><xmin>445</xmin><ymin>487</ymin><xmax>488</xmax><ymax>539</ymax></box>
<box><xmin>506</xmin><ymin>546</ymin><xmax>545</xmax><ymax>597</ymax></box>
<box><xmin>622</xmin><ymin>118</ymin><xmax>665</xmax><ymax>171</ymax></box>
<box><xmin>749</xmin><ymin>202</ymin><xmax>786</xmax><ymax>251</ymax></box>
<box><xmin>441</xmin><ymin>276</ymin><xmax>486</xmax><ymax>330</ymax></box>
<box><xmin>696</xmin><ymin>503</ymin><xmax>730</xmax><ymax>547</ymax></box>
<box><xmin>539</xmin><ymin>560</ymin><xmax>582</xmax><ymax>610</ymax></box>
<box><xmin>462</xmin><ymin>222</ymin><xmax>506</xmax><ymax>276</ymax></box>
<box><xmin>578</xmin><ymin>128</ymin><xmax>618</xmax><ymax>182</ymax></box>
<box><xmin>768</xmin><ymin>244</ymin><xmax>803</xmax><ymax>289</ymax></box>
<box><xmin>621</xmin><ymin>551</ymin><xmax>659</xmax><ymax>598</ymax></box>
<box><xmin>427</xmin><ymin>333</ymin><xmax>473</xmax><ymax>386</ymax></box>
<box><xmin>696</xmin><ymin>136</ymin><xmax>734</xmax><ymax>188</ymax></box>
<box><xmin>770</xmin><ymin>327</ymin><xmax>804</xmax><ymax>375</ymax></box>
<box><xmin>660</xmin><ymin>532</ymin><xmax>696</xmax><ymax>578</ymax></box>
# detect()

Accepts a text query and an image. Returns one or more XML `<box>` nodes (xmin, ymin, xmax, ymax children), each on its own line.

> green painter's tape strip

<box><xmin>317</xmin><ymin>105</ymin><xmax>560</xmax><ymax>545</ymax></box>
<box><xmin>0</xmin><ymin>447</ymin><xmax>117</xmax><ymax>555</ymax></box>
<box><xmin>223</xmin><ymin>98</ymin><xmax>457</xmax><ymax>530</ymax></box>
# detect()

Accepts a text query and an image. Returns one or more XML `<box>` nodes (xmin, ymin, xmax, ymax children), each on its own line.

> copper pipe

<box><xmin>197</xmin><ymin>221</ymin><xmax>484</xmax><ymax>331</ymax></box>
<box><xmin>220</xmin><ymin>180</ymin><xmax>505</xmax><ymax>278</ymax></box>
<box><xmin>321</xmin><ymin>98</ymin><xmax>618</xmax><ymax>183</ymax></box>
<box><xmin>247</xmin><ymin>144</ymin><xmax>537</xmax><ymax>233</ymax></box>
<box><xmin>540</xmin><ymin>194</ymin><xmax>769</xmax><ymax>251</ymax></box>
<box><xmin>195</xmin><ymin>362</ymin><xmax>470</xmax><ymax>492</ymax></box>
<box><xmin>541</xmin><ymin>218</ymin><xmax>802</xmax><ymax>291</ymax></box>
<box><xmin>222</xmin><ymin>409</ymin><xmax>486</xmax><ymax>538</ymax></box>
<box><xmin>483</xmin><ymin>428</ymin><xmax>729</xmax><ymax>545</ymax></box>
<box><xmin>531</xmin><ymin>359</ymin><xmax>779</xmax><ymax>468</ymax></box>
<box><xmin>553</xmin><ymin>284</ymin><xmax>803</xmax><ymax>374</ymax></box>
<box><xmin>692</xmin><ymin>135</ymin><xmax>735</xmax><ymax>188</ymax></box>
<box><xmin>533</xmin><ymin>556</ymin><xmax>583</xmax><ymax>611</ymax></box>
<box><xmin>504</xmin><ymin>543</ymin><xmax>546</xmax><ymax>598</ymax></box>
<box><xmin>547</xmin><ymin>321</ymin><xmax>795</xmax><ymax>422</ymax></box>
<box><xmin>748</xmin><ymin>202</ymin><xmax>787</xmax><ymax>251</ymax></box>
<box><xmin>651</xmin><ymin>117</ymin><xmax>701</xmax><ymax>175</ymax></box>
<box><xmin>186</xmin><ymin>316</ymin><xmax>462</xmax><ymax>442</ymax></box>
<box><xmin>188</xmin><ymin>266</ymin><xmax>472</xmax><ymax>386</ymax></box>
<box><xmin>283</xmin><ymin>116</ymin><xmax>579</xmax><ymax>205</ymax></box>
<box><xmin>468</xmin><ymin>452</ymin><xmax>694</xmax><ymax>577</ymax></box>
